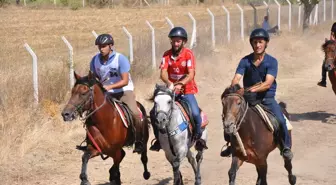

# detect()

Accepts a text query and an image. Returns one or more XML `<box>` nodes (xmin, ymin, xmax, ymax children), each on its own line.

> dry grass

<box><xmin>0</xmin><ymin>2</ymin><xmax>326</xmax><ymax>184</ymax></box>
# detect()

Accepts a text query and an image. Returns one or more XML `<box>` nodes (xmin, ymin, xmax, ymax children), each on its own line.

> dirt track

<box><xmin>3</xmin><ymin>22</ymin><xmax>336</xmax><ymax>185</ymax></box>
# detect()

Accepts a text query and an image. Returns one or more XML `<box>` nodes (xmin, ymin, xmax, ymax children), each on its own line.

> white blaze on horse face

<box><xmin>154</xmin><ymin>94</ymin><xmax>172</xmax><ymax>113</ymax></box>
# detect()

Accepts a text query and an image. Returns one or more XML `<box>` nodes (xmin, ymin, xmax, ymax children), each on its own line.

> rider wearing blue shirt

<box><xmin>220</xmin><ymin>28</ymin><xmax>293</xmax><ymax>161</ymax></box>
<box><xmin>89</xmin><ymin>33</ymin><xmax>144</xmax><ymax>154</ymax></box>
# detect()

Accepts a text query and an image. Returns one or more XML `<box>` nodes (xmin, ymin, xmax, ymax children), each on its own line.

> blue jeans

<box><xmin>179</xmin><ymin>94</ymin><xmax>202</xmax><ymax>135</ymax></box>
<box><xmin>262</xmin><ymin>97</ymin><xmax>291</xmax><ymax>148</ymax></box>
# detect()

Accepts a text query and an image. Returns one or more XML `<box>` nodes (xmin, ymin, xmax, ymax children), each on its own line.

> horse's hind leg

<box><xmin>228</xmin><ymin>156</ymin><xmax>244</xmax><ymax>185</ymax></box>
<box><xmin>80</xmin><ymin>148</ymin><xmax>99</xmax><ymax>185</ymax></box>
<box><xmin>187</xmin><ymin>149</ymin><xmax>200</xmax><ymax>185</ymax></box>
<box><xmin>109</xmin><ymin>149</ymin><xmax>126</xmax><ymax>185</ymax></box>
<box><xmin>140</xmin><ymin>118</ymin><xmax>151</xmax><ymax>180</ymax></box>
<box><xmin>141</xmin><ymin>150</ymin><xmax>151</xmax><ymax>180</ymax></box>
<box><xmin>284</xmin><ymin>159</ymin><xmax>296</xmax><ymax>185</ymax></box>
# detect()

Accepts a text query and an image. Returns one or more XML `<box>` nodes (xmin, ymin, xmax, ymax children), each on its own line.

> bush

<box><xmin>69</xmin><ymin>0</ymin><xmax>81</xmax><ymax>10</ymax></box>
<box><xmin>0</xmin><ymin>0</ymin><xmax>8</xmax><ymax>7</ymax></box>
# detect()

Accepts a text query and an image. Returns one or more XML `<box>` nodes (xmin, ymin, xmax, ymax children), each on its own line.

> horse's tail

<box><xmin>136</xmin><ymin>101</ymin><xmax>151</xmax><ymax>130</ymax></box>
<box><xmin>279</xmin><ymin>101</ymin><xmax>291</xmax><ymax>120</ymax></box>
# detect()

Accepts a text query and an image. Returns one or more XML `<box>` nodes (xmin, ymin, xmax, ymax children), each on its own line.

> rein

<box><xmin>154</xmin><ymin>88</ymin><xmax>183</xmax><ymax>156</ymax></box>
<box><xmin>222</xmin><ymin>92</ymin><xmax>249</xmax><ymax>156</ymax></box>
<box><xmin>79</xmin><ymin>86</ymin><xmax>107</xmax><ymax>121</ymax></box>
<box><xmin>223</xmin><ymin>93</ymin><xmax>249</xmax><ymax>131</ymax></box>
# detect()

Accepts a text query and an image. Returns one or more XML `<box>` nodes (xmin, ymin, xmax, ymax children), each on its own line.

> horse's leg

<box><xmin>109</xmin><ymin>149</ymin><xmax>126</xmax><ymax>185</ymax></box>
<box><xmin>284</xmin><ymin>159</ymin><xmax>297</xmax><ymax>185</ymax></box>
<box><xmin>186</xmin><ymin>149</ymin><xmax>200</xmax><ymax>185</ymax></box>
<box><xmin>141</xmin><ymin>150</ymin><xmax>151</xmax><ymax>180</ymax></box>
<box><xmin>195</xmin><ymin>150</ymin><xmax>204</xmax><ymax>185</ymax></box>
<box><xmin>256</xmin><ymin>161</ymin><xmax>268</xmax><ymax>185</ymax></box>
<box><xmin>228</xmin><ymin>156</ymin><xmax>244</xmax><ymax>185</ymax></box>
<box><xmin>171</xmin><ymin>159</ymin><xmax>184</xmax><ymax>185</ymax></box>
<box><xmin>255</xmin><ymin>166</ymin><xmax>261</xmax><ymax>185</ymax></box>
<box><xmin>79</xmin><ymin>147</ymin><xmax>99</xmax><ymax>185</ymax></box>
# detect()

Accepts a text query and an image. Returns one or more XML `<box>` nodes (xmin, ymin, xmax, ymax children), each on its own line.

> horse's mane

<box><xmin>148</xmin><ymin>84</ymin><xmax>173</xmax><ymax>102</ymax></box>
<box><xmin>322</xmin><ymin>39</ymin><xmax>336</xmax><ymax>52</ymax></box>
<box><xmin>75</xmin><ymin>72</ymin><xmax>106</xmax><ymax>93</ymax></box>
<box><xmin>221</xmin><ymin>84</ymin><xmax>244</xmax><ymax>100</ymax></box>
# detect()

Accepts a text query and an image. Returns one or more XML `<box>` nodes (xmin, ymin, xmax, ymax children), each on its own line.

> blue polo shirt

<box><xmin>235</xmin><ymin>53</ymin><xmax>278</xmax><ymax>98</ymax></box>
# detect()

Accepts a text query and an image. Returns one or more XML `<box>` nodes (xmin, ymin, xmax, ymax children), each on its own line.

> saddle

<box><xmin>107</xmin><ymin>96</ymin><xmax>144</xmax><ymax>129</ymax></box>
<box><xmin>175</xmin><ymin>98</ymin><xmax>209</xmax><ymax>137</ymax></box>
<box><xmin>249</xmin><ymin>103</ymin><xmax>280</xmax><ymax>134</ymax></box>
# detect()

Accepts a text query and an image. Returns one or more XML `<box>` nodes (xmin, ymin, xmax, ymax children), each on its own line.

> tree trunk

<box><xmin>303</xmin><ymin>3</ymin><xmax>316</xmax><ymax>31</ymax></box>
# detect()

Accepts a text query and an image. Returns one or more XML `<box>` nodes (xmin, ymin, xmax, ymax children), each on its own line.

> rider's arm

<box><xmin>231</xmin><ymin>58</ymin><xmax>246</xmax><ymax>86</ymax></box>
<box><xmin>160</xmin><ymin>56</ymin><xmax>174</xmax><ymax>87</ymax></box>
<box><xmin>178</xmin><ymin>51</ymin><xmax>195</xmax><ymax>85</ymax></box>
<box><xmin>89</xmin><ymin>56</ymin><xmax>99</xmax><ymax>78</ymax></box>
<box><xmin>250</xmin><ymin>58</ymin><xmax>278</xmax><ymax>93</ymax></box>
<box><xmin>104</xmin><ymin>55</ymin><xmax>130</xmax><ymax>90</ymax></box>
<box><xmin>249</xmin><ymin>74</ymin><xmax>275</xmax><ymax>92</ymax></box>
<box><xmin>231</xmin><ymin>74</ymin><xmax>243</xmax><ymax>86</ymax></box>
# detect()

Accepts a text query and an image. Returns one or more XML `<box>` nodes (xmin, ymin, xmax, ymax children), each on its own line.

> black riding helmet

<box><xmin>95</xmin><ymin>34</ymin><xmax>114</xmax><ymax>45</ymax></box>
<box><xmin>168</xmin><ymin>27</ymin><xmax>188</xmax><ymax>41</ymax></box>
<box><xmin>249</xmin><ymin>28</ymin><xmax>270</xmax><ymax>45</ymax></box>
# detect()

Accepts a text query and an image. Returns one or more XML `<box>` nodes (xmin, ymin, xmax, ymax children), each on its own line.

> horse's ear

<box><xmin>74</xmin><ymin>71</ymin><xmax>81</xmax><ymax>81</ymax></box>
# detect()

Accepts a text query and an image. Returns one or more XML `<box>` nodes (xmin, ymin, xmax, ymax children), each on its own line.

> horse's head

<box><xmin>220</xmin><ymin>84</ymin><xmax>246</xmax><ymax>134</ymax></box>
<box><xmin>322</xmin><ymin>39</ymin><xmax>336</xmax><ymax>71</ymax></box>
<box><xmin>61</xmin><ymin>71</ymin><xmax>102</xmax><ymax>122</ymax></box>
<box><xmin>149</xmin><ymin>84</ymin><xmax>175</xmax><ymax>131</ymax></box>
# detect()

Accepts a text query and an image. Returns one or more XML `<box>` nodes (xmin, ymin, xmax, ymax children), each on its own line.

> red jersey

<box><xmin>160</xmin><ymin>48</ymin><xmax>198</xmax><ymax>94</ymax></box>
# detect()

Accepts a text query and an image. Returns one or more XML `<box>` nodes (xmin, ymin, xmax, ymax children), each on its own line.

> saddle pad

<box><xmin>255</xmin><ymin>104</ymin><xmax>293</xmax><ymax>132</ymax></box>
<box><xmin>113</xmin><ymin>101</ymin><xmax>143</xmax><ymax>128</ymax></box>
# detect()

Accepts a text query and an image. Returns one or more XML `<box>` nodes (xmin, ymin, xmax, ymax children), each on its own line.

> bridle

<box><xmin>222</xmin><ymin>93</ymin><xmax>249</xmax><ymax>132</ymax></box>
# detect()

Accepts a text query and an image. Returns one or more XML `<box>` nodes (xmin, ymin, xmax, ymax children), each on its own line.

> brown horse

<box><xmin>322</xmin><ymin>39</ymin><xmax>336</xmax><ymax>94</ymax></box>
<box><xmin>220</xmin><ymin>84</ymin><xmax>296</xmax><ymax>185</ymax></box>
<box><xmin>61</xmin><ymin>71</ymin><xmax>151</xmax><ymax>185</ymax></box>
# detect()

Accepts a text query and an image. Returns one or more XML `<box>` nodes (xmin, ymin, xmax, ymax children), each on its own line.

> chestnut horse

<box><xmin>322</xmin><ymin>39</ymin><xmax>336</xmax><ymax>95</ymax></box>
<box><xmin>220</xmin><ymin>84</ymin><xmax>296</xmax><ymax>185</ymax></box>
<box><xmin>61</xmin><ymin>71</ymin><xmax>151</xmax><ymax>185</ymax></box>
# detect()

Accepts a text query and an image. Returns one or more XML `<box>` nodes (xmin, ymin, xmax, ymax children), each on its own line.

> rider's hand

<box><xmin>174</xmin><ymin>83</ymin><xmax>183</xmax><ymax>92</ymax></box>
<box><xmin>168</xmin><ymin>83</ymin><xmax>174</xmax><ymax>90</ymax></box>
<box><xmin>103</xmin><ymin>85</ymin><xmax>111</xmax><ymax>91</ymax></box>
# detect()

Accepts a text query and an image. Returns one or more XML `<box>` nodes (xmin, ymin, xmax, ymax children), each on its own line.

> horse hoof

<box><xmin>194</xmin><ymin>180</ymin><xmax>201</xmax><ymax>185</ymax></box>
<box><xmin>143</xmin><ymin>171</ymin><xmax>151</xmax><ymax>180</ymax></box>
<box><xmin>80</xmin><ymin>180</ymin><xmax>91</xmax><ymax>185</ymax></box>
<box><xmin>289</xmin><ymin>175</ymin><xmax>296</xmax><ymax>185</ymax></box>
<box><xmin>110</xmin><ymin>180</ymin><xmax>121</xmax><ymax>185</ymax></box>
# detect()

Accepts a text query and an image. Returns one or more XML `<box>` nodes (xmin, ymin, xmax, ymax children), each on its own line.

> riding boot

<box><xmin>220</xmin><ymin>132</ymin><xmax>232</xmax><ymax>157</ymax></box>
<box><xmin>149</xmin><ymin>108</ymin><xmax>161</xmax><ymax>151</ymax></box>
<box><xmin>279</xmin><ymin>126</ymin><xmax>293</xmax><ymax>161</ymax></box>
<box><xmin>133</xmin><ymin>118</ymin><xmax>144</xmax><ymax>154</ymax></box>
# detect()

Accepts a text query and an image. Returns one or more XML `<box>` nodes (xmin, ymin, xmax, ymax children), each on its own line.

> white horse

<box><xmin>150</xmin><ymin>84</ymin><xmax>208</xmax><ymax>185</ymax></box>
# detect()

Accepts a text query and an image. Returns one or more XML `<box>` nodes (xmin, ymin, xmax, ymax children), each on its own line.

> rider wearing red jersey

<box><xmin>149</xmin><ymin>27</ymin><xmax>203</xmax><ymax>151</ymax></box>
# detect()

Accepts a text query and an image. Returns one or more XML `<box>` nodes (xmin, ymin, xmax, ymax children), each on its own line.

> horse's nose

<box><xmin>61</xmin><ymin>111</ymin><xmax>72</xmax><ymax>121</ymax></box>
<box><xmin>157</xmin><ymin>113</ymin><xmax>167</xmax><ymax>123</ymax></box>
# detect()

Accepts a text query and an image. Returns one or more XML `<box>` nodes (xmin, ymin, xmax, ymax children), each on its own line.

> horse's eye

<box><xmin>168</xmin><ymin>100</ymin><xmax>172</xmax><ymax>104</ymax></box>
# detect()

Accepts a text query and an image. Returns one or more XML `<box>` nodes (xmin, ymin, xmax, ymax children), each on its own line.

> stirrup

<box><xmin>220</xmin><ymin>143</ymin><xmax>232</xmax><ymax>157</ymax></box>
<box><xmin>76</xmin><ymin>139</ymin><xmax>87</xmax><ymax>151</ymax></box>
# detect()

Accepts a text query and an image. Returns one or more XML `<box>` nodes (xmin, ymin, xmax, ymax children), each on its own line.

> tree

<box><xmin>298</xmin><ymin>0</ymin><xmax>320</xmax><ymax>31</ymax></box>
